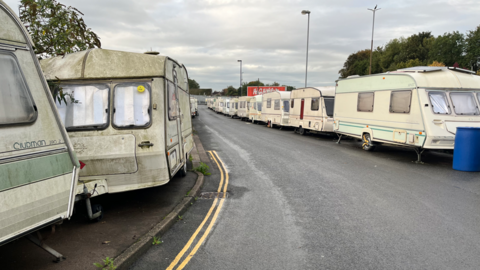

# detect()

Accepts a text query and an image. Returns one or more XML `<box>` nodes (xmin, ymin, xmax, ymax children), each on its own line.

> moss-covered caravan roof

<box><xmin>397</xmin><ymin>67</ymin><xmax>480</xmax><ymax>89</ymax></box>
<box><xmin>0</xmin><ymin>1</ymin><xmax>33</xmax><ymax>46</ymax></box>
<box><xmin>41</xmin><ymin>48</ymin><xmax>170</xmax><ymax>81</ymax></box>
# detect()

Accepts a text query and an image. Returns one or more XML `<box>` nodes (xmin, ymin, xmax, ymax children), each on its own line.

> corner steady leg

<box><xmin>26</xmin><ymin>232</ymin><xmax>66</xmax><ymax>263</ymax></box>
<box><xmin>336</xmin><ymin>134</ymin><xmax>343</xmax><ymax>144</ymax></box>
<box><xmin>413</xmin><ymin>148</ymin><xmax>425</xmax><ymax>164</ymax></box>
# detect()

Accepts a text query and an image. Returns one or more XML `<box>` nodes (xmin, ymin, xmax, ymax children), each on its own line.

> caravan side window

<box><xmin>324</xmin><ymin>97</ymin><xmax>335</xmax><ymax>117</ymax></box>
<box><xmin>311</xmin><ymin>98</ymin><xmax>320</xmax><ymax>111</ymax></box>
<box><xmin>267</xmin><ymin>98</ymin><xmax>272</xmax><ymax>108</ymax></box>
<box><xmin>0</xmin><ymin>53</ymin><xmax>37</xmax><ymax>126</ymax></box>
<box><xmin>390</xmin><ymin>90</ymin><xmax>412</xmax><ymax>113</ymax></box>
<box><xmin>257</xmin><ymin>102</ymin><xmax>262</xmax><ymax>111</ymax></box>
<box><xmin>113</xmin><ymin>82</ymin><xmax>151</xmax><ymax>127</ymax></box>
<box><xmin>450</xmin><ymin>92</ymin><xmax>479</xmax><ymax>115</ymax></box>
<box><xmin>428</xmin><ymin>92</ymin><xmax>450</xmax><ymax>114</ymax></box>
<box><xmin>357</xmin><ymin>92</ymin><xmax>374</xmax><ymax>112</ymax></box>
<box><xmin>167</xmin><ymin>81</ymin><xmax>178</xmax><ymax>120</ymax></box>
<box><xmin>56</xmin><ymin>84</ymin><xmax>109</xmax><ymax>130</ymax></box>
<box><xmin>274</xmin><ymin>100</ymin><xmax>280</xmax><ymax>110</ymax></box>
<box><xmin>236</xmin><ymin>102</ymin><xmax>238</xmax><ymax>109</ymax></box>
<box><xmin>283</xmin><ymin>100</ymin><xmax>290</xmax><ymax>112</ymax></box>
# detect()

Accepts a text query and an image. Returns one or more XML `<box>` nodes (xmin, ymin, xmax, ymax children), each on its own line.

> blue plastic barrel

<box><xmin>453</xmin><ymin>127</ymin><xmax>480</xmax><ymax>171</ymax></box>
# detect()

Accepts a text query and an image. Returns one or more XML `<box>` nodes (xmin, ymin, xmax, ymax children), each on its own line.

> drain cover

<box><xmin>198</xmin><ymin>192</ymin><xmax>228</xmax><ymax>199</ymax></box>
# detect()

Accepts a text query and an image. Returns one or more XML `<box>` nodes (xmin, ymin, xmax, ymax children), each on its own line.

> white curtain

<box><xmin>114</xmin><ymin>84</ymin><xmax>150</xmax><ymax>127</ymax></box>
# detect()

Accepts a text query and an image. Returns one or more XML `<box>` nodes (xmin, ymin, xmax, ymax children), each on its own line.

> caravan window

<box><xmin>274</xmin><ymin>100</ymin><xmax>280</xmax><ymax>110</ymax></box>
<box><xmin>428</xmin><ymin>92</ymin><xmax>450</xmax><ymax>114</ymax></box>
<box><xmin>283</xmin><ymin>101</ymin><xmax>290</xmax><ymax>112</ymax></box>
<box><xmin>324</xmin><ymin>98</ymin><xmax>334</xmax><ymax>117</ymax></box>
<box><xmin>390</xmin><ymin>90</ymin><xmax>411</xmax><ymax>113</ymax></box>
<box><xmin>0</xmin><ymin>53</ymin><xmax>37</xmax><ymax>126</ymax></box>
<box><xmin>450</xmin><ymin>92</ymin><xmax>479</xmax><ymax>115</ymax></box>
<box><xmin>56</xmin><ymin>84</ymin><xmax>109</xmax><ymax>130</ymax></box>
<box><xmin>311</xmin><ymin>98</ymin><xmax>320</xmax><ymax>111</ymax></box>
<box><xmin>257</xmin><ymin>102</ymin><xmax>262</xmax><ymax>111</ymax></box>
<box><xmin>236</xmin><ymin>102</ymin><xmax>238</xmax><ymax>109</ymax></box>
<box><xmin>291</xmin><ymin>99</ymin><xmax>294</xmax><ymax>108</ymax></box>
<box><xmin>267</xmin><ymin>98</ymin><xmax>272</xmax><ymax>108</ymax></box>
<box><xmin>227</xmin><ymin>102</ymin><xmax>230</xmax><ymax>108</ymax></box>
<box><xmin>113</xmin><ymin>83</ymin><xmax>151</xmax><ymax>127</ymax></box>
<box><xmin>247</xmin><ymin>102</ymin><xmax>250</xmax><ymax>108</ymax></box>
<box><xmin>357</xmin><ymin>92</ymin><xmax>374</xmax><ymax>112</ymax></box>
<box><xmin>167</xmin><ymin>81</ymin><xmax>178</xmax><ymax>120</ymax></box>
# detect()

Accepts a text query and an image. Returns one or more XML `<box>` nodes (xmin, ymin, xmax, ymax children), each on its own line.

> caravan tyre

<box><xmin>299</xmin><ymin>127</ymin><xmax>307</xmax><ymax>136</ymax></box>
<box><xmin>178</xmin><ymin>161</ymin><xmax>187</xmax><ymax>177</ymax></box>
<box><xmin>362</xmin><ymin>133</ymin><xmax>376</xmax><ymax>151</ymax></box>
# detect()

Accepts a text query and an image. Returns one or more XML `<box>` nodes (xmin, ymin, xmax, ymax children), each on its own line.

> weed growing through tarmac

<box><xmin>194</xmin><ymin>162</ymin><xmax>211</xmax><ymax>175</ymax></box>
<box><xmin>94</xmin><ymin>257</ymin><xmax>116</xmax><ymax>270</ymax></box>
<box><xmin>178</xmin><ymin>215</ymin><xmax>183</xmax><ymax>220</ymax></box>
<box><xmin>152</xmin><ymin>236</ymin><xmax>163</xmax><ymax>245</ymax></box>
<box><xmin>185</xmin><ymin>190</ymin><xmax>191</xmax><ymax>196</ymax></box>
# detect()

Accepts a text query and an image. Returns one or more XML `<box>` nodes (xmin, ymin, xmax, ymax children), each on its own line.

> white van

<box><xmin>190</xmin><ymin>97</ymin><xmax>198</xmax><ymax>117</ymax></box>
<box><xmin>260</xmin><ymin>91</ymin><xmax>291</xmax><ymax>128</ymax></box>
<box><xmin>0</xmin><ymin>1</ymin><xmax>79</xmax><ymax>254</ymax></box>
<box><xmin>289</xmin><ymin>87</ymin><xmax>335</xmax><ymax>135</ymax></box>
<box><xmin>334</xmin><ymin>66</ymin><xmax>480</xmax><ymax>162</ymax></box>
<box><xmin>237</xmin><ymin>96</ymin><xmax>252</xmax><ymax>120</ymax></box>
<box><xmin>248</xmin><ymin>95</ymin><xmax>263</xmax><ymax>123</ymax></box>
<box><xmin>41</xmin><ymin>48</ymin><xmax>194</xmax><ymax>205</ymax></box>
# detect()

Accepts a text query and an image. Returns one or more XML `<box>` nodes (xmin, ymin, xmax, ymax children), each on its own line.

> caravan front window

<box><xmin>267</xmin><ymin>98</ymin><xmax>272</xmax><ymax>108</ymax></box>
<box><xmin>167</xmin><ymin>81</ymin><xmax>178</xmax><ymax>120</ymax></box>
<box><xmin>283</xmin><ymin>101</ymin><xmax>289</xmax><ymax>112</ymax></box>
<box><xmin>311</xmin><ymin>98</ymin><xmax>320</xmax><ymax>111</ymax></box>
<box><xmin>227</xmin><ymin>102</ymin><xmax>230</xmax><ymax>108</ymax></box>
<box><xmin>113</xmin><ymin>83</ymin><xmax>151</xmax><ymax>127</ymax></box>
<box><xmin>257</xmin><ymin>102</ymin><xmax>262</xmax><ymax>111</ymax></box>
<box><xmin>0</xmin><ymin>53</ymin><xmax>37</xmax><ymax>126</ymax></box>
<box><xmin>324</xmin><ymin>98</ymin><xmax>334</xmax><ymax>117</ymax></box>
<box><xmin>450</xmin><ymin>92</ymin><xmax>479</xmax><ymax>115</ymax></box>
<box><xmin>55</xmin><ymin>84</ymin><xmax>109</xmax><ymax>130</ymax></box>
<box><xmin>390</xmin><ymin>90</ymin><xmax>412</xmax><ymax>114</ymax></box>
<box><xmin>428</xmin><ymin>92</ymin><xmax>450</xmax><ymax>114</ymax></box>
<box><xmin>274</xmin><ymin>100</ymin><xmax>280</xmax><ymax>110</ymax></box>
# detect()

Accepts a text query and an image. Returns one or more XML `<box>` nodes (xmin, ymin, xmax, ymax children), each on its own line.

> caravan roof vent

<box><xmin>396</xmin><ymin>66</ymin><xmax>443</xmax><ymax>73</ymax></box>
<box><xmin>347</xmin><ymin>75</ymin><xmax>360</xmax><ymax>78</ymax></box>
<box><xmin>144</xmin><ymin>51</ymin><xmax>160</xmax><ymax>55</ymax></box>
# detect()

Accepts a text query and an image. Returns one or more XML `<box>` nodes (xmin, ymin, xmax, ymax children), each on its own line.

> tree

<box><xmin>283</xmin><ymin>85</ymin><xmax>296</xmax><ymax>91</ymax></box>
<box><xmin>188</xmin><ymin>78</ymin><xmax>200</xmax><ymax>89</ymax></box>
<box><xmin>465</xmin><ymin>25</ymin><xmax>480</xmax><ymax>72</ymax></box>
<box><xmin>222</xmin><ymin>86</ymin><xmax>237</xmax><ymax>96</ymax></box>
<box><xmin>19</xmin><ymin>0</ymin><xmax>101</xmax><ymax>59</ymax></box>
<box><xmin>429</xmin><ymin>61</ymin><xmax>445</xmax><ymax>67</ymax></box>
<box><xmin>338</xmin><ymin>49</ymin><xmax>371</xmax><ymax>78</ymax></box>
<box><xmin>428</xmin><ymin>31</ymin><xmax>465</xmax><ymax>66</ymax></box>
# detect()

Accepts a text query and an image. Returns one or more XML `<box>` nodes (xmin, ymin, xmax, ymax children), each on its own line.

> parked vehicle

<box><xmin>289</xmin><ymin>87</ymin><xmax>335</xmax><ymax>135</ymax></box>
<box><xmin>0</xmin><ymin>1</ymin><xmax>79</xmax><ymax>256</ymax></box>
<box><xmin>237</xmin><ymin>96</ymin><xmax>252</xmax><ymax>120</ymax></box>
<box><xmin>190</xmin><ymin>97</ymin><xmax>198</xmax><ymax>117</ymax></box>
<box><xmin>41</xmin><ymin>48</ymin><xmax>194</xmax><ymax>211</ymax></box>
<box><xmin>229</xmin><ymin>98</ymin><xmax>239</xmax><ymax>118</ymax></box>
<box><xmin>260</xmin><ymin>91</ymin><xmax>291</xmax><ymax>128</ymax></box>
<box><xmin>207</xmin><ymin>98</ymin><xmax>213</xmax><ymax>109</ymax></box>
<box><xmin>334</xmin><ymin>66</ymin><xmax>480</xmax><ymax>162</ymax></box>
<box><xmin>224</xmin><ymin>97</ymin><xmax>231</xmax><ymax>115</ymax></box>
<box><xmin>249</xmin><ymin>95</ymin><xmax>263</xmax><ymax>123</ymax></box>
<box><xmin>215</xmin><ymin>97</ymin><xmax>225</xmax><ymax>114</ymax></box>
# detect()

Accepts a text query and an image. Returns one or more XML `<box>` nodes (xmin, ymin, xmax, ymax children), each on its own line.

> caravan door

<box><xmin>300</xmin><ymin>99</ymin><xmax>305</xmax><ymax>120</ymax></box>
<box><xmin>166</xmin><ymin>76</ymin><xmax>182</xmax><ymax>174</ymax></box>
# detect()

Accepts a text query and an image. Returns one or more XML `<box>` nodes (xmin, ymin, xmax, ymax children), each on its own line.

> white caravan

<box><xmin>224</xmin><ymin>98</ymin><xmax>231</xmax><ymax>115</ymax></box>
<box><xmin>0</xmin><ymin>1</ymin><xmax>79</xmax><ymax>259</ymax></box>
<box><xmin>41</xmin><ymin>48</ymin><xmax>194</xmax><ymax>208</ymax></box>
<box><xmin>229</xmin><ymin>98</ymin><xmax>239</xmax><ymax>118</ymax></box>
<box><xmin>215</xmin><ymin>97</ymin><xmax>225</xmax><ymax>114</ymax></box>
<box><xmin>260</xmin><ymin>91</ymin><xmax>291</xmax><ymax>128</ymax></box>
<box><xmin>190</xmin><ymin>97</ymin><xmax>198</xmax><ymax>117</ymax></box>
<box><xmin>249</xmin><ymin>95</ymin><xmax>263</xmax><ymax>123</ymax></box>
<box><xmin>289</xmin><ymin>87</ymin><xmax>335</xmax><ymax>135</ymax></box>
<box><xmin>334</xmin><ymin>66</ymin><xmax>480</xmax><ymax>162</ymax></box>
<box><xmin>237</xmin><ymin>96</ymin><xmax>252</xmax><ymax>120</ymax></box>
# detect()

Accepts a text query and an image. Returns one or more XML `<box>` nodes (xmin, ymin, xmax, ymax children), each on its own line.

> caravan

<box><xmin>224</xmin><ymin>97</ymin><xmax>231</xmax><ymax>115</ymax></box>
<box><xmin>334</xmin><ymin>66</ymin><xmax>480</xmax><ymax>161</ymax></box>
<box><xmin>229</xmin><ymin>98</ymin><xmax>239</xmax><ymax>118</ymax></box>
<box><xmin>237</xmin><ymin>96</ymin><xmax>252</xmax><ymax>120</ymax></box>
<box><xmin>190</xmin><ymin>97</ymin><xmax>198</xmax><ymax>117</ymax></box>
<box><xmin>289</xmin><ymin>87</ymin><xmax>335</xmax><ymax>135</ymax></box>
<box><xmin>41</xmin><ymin>48</ymin><xmax>194</xmax><ymax>206</ymax></box>
<box><xmin>249</xmin><ymin>95</ymin><xmax>263</xmax><ymax>123</ymax></box>
<box><xmin>260</xmin><ymin>91</ymin><xmax>291</xmax><ymax>128</ymax></box>
<box><xmin>0</xmin><ymin>1</ymin><xmax>79</xmax><ymax>252</ymax></box>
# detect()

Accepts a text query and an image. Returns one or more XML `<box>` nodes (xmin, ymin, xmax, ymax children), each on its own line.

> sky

<box><xmin>4</xmin><ymin>0</ymin><xmax>480</xmax><ymax>91</ymax></box>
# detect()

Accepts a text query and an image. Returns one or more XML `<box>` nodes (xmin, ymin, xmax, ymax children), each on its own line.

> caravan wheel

<box><xmin>298</xmin><ymin>127</ymin><xmax>307</xmax><ymax>136</ymax></box>
<box><xmin>362</xmin><ymin>133</ymin><xmax>376</xmax><ymax>151</ymax></box>
<box><xmin>178</xmin><ymin>161</ymin><xmax>187</xmax><ymax>177</ymax></box>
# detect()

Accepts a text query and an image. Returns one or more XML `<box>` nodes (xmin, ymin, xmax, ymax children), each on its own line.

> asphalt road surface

<box><xmin>133</xmin><ymin>105</ymin><xmax>480</xmax><ymax>270</ymax></box>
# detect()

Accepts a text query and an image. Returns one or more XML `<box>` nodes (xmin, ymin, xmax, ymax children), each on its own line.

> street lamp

<box><xmin>368</xmin><ymin>5</ymin><xmax>380</xmax><ymax>75</ymax></box>
<box><xmin>301</xmin><ymin>10</ymin><xmax>310</xmax><ymax>88</ymax></box>
<box><xmin>237</xmin><ymin>60</ymin><xmax>242</xmax><ymax>96</ymax></box>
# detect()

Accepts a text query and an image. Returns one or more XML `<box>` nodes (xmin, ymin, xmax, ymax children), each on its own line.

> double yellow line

<box><xmin>166</xmin><ymin>150</ymin><xmax>228</xmax><ymax>270</ymax></box>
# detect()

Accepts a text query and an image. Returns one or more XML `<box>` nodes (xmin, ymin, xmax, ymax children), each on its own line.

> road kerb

<box><xmin>113</xmin><ymin>171</ymin><xmax>204</xmax><ymax>270</ymax></box>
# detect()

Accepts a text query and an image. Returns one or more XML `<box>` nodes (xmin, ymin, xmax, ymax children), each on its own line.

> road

<box><xmin>132</xmin><ymin>105</ymin><xmax>480</xmax><ymax>270</ymax></box>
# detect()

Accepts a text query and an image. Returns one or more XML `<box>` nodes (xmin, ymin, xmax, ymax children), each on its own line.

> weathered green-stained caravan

<box><xmin>40</xmin><ymin>48</ymin><xmax>194</xmax><ymax>217</ymax></box>
<box><xmin>0</xmin><ymin>0</ymin><xmax>79</xmax><ymax>261</ymax></box>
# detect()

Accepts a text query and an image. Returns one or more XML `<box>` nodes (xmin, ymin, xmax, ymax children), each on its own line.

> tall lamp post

<box><xmin>237</xmin><ymin>60</ymin><xmax>242</xmax><ymax>96</ymax></box>
<box><xmin>301</xmin><ymin>10</ymin><xmax>310</xmax><ymax>88</ymax></box>
<box><xmin>368</xmin><ymin>5</ymin><xmax>380</xmax><ymax>75</ymax></box>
